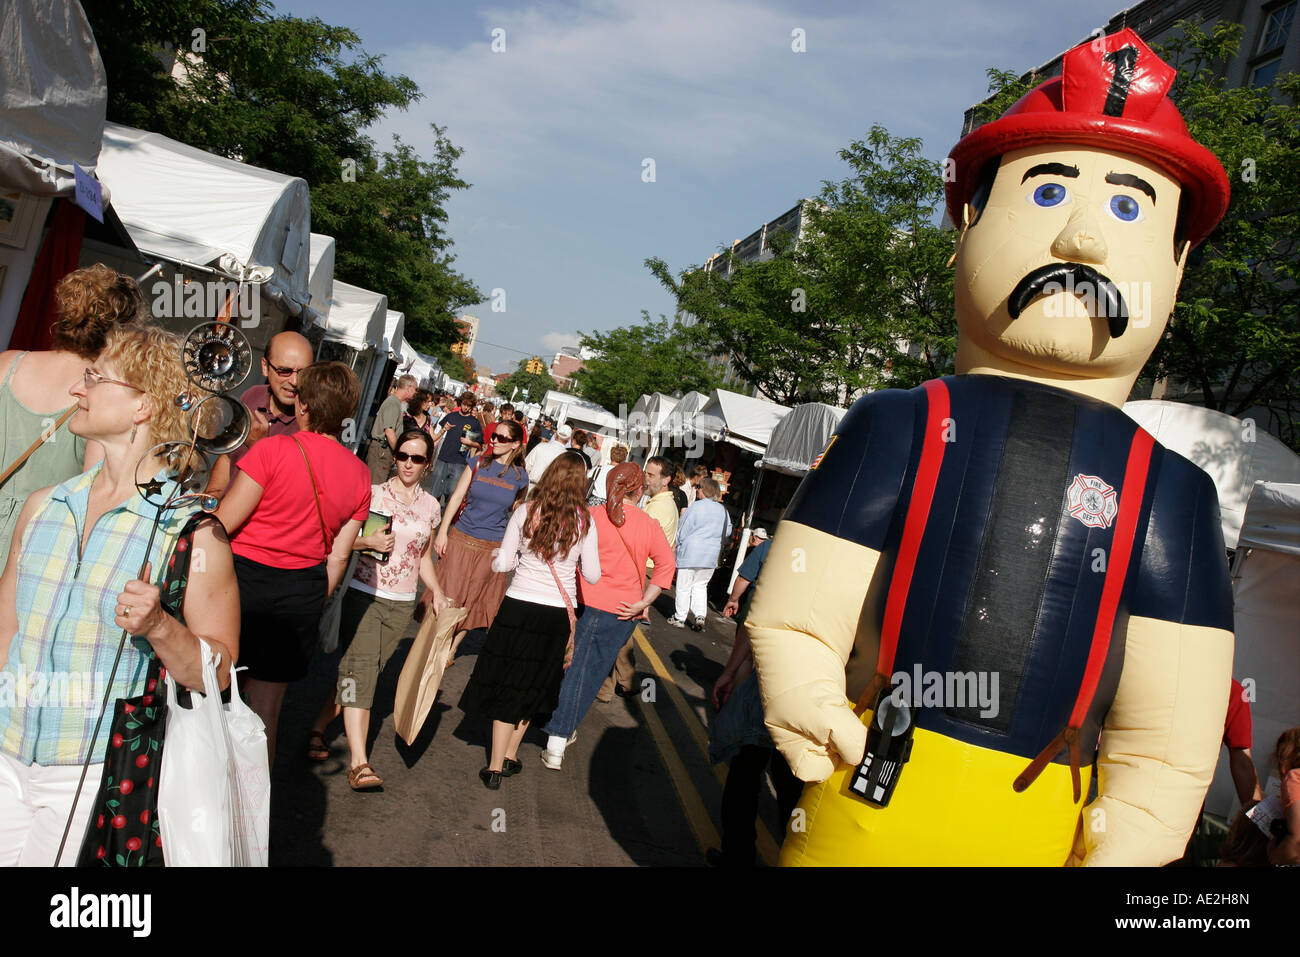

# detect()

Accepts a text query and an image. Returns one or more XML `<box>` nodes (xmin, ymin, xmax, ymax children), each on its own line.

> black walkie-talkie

<box><xmin>848</xmin><ymin>689</ymin><xmax>916</xmax><ymax>808</ymax></box>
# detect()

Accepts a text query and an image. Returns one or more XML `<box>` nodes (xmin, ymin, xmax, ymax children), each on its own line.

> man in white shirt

<box><xmin>524</xmin><ymin>423</ymin><xmax>572</xmax><ymax>488</ymax></box>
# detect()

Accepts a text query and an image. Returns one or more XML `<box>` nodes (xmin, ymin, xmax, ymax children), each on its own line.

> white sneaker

<box><xmin>667</xmin><ymin>617</ymin><xmax>686</xmax><ymax>628</ymax></box>
<box><xmin>540</xmin><ymin>749</ymin><xmax>564</xmax><ymax>770</ymax></box>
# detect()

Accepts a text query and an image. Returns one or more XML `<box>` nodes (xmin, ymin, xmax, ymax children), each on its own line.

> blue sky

<box><xmin>278</xmin><ymin>0</ymin><xmax>1135</xmax><ymax>377</ymax></box>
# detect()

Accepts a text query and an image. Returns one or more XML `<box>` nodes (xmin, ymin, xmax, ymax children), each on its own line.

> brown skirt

<box><xmin>438</xmin><ymin>525</ymin><xmax>509</xmax><ymax>632</ymax></box>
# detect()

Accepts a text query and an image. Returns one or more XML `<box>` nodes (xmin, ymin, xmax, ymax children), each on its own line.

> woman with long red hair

<box><xmin>459</xmin><ymin>451</ymin><xmax>600</xmax><ymax>788</ymax></box>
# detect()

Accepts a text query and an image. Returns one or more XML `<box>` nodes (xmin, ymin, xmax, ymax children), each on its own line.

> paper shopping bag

<box><xmin>393</xmin><ymin>604</ymin><xmax>467</xmax><ymax>745</ymax></box>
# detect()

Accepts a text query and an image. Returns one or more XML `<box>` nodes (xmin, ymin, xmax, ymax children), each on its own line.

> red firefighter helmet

<box><xmin>947</xmin><ymin>28</ymin><xmax>1230</xmax><ymax>247</ymax></box>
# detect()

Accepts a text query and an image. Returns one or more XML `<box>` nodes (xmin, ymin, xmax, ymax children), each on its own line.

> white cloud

<box><xmin>540</xmin><ymin>330</ymin><xmax>583</xmax><ymax>352</ymax></box>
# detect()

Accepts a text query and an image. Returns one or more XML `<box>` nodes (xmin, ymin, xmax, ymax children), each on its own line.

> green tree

<box><xmin>83</xmin><ymin>0</ymin><xmax>480</xmax><ymax>353</ymax></box>
<box><xmin>570</xmin><ymin>314</ymin><xmax>723</xmax><ymax>413</ymax></box>
<box><xmin>497</xmin><ymin>360</ymin><xmax>557</xmax><ymax>406</ymax></box>
<box><xmin>647</xmin><ymin>126</ymin><xmax>955</xmax><ymax>406</ymax></box>
<box><xmin>1152</xmin><ymin>20</ymin><xmax>1299</xmax><ymax>447</ymax></box>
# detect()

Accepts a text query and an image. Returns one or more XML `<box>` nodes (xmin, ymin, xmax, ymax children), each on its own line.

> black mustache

<box><xmin>1007</xmin><ymin>263</ymin><xmax>1129</xmax><ymax>338</ymax></box>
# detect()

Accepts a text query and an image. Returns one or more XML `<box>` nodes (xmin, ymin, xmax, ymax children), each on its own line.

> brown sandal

<box><xmin>306</xmin><ymin>731</ymin><xmax>330</xmax><ymax>762</ymax></box>
<box><xmin>349</xmin><ymin>763</ymin><xmax>384</xmax><ymax>790</ymax></box>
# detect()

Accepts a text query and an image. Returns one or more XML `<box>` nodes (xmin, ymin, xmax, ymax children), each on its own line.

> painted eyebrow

<box><xmin>1021</xmin><ymin>163</ymin><xmax>1079</xmax><ymax>182</ymax></box>
<box><xmin>1106</xmin><ymin>172</ymin><xmax>1156</xmax><ymax>204</ymax></box>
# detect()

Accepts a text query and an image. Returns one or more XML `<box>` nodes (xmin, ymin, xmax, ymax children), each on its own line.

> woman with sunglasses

<box><xmin>434</xmin><ymin>418</ymin><xmax>529</xmax><ymax>667</ymax></box>
<box><xmin>306</xmin><ymin>429</ymin><xmax>449</xmax><ymax>788</ymax></box>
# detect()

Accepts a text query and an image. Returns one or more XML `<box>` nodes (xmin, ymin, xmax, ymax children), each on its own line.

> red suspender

<box><xmin>855</xmin><ymin>379</ymin><xmax>951</xmax><ymax>715</ymax></box>
<box><xmin>1014</xmin><ymin>427</ymin><xmax>1155</xmax><ymax>800</ymax></box>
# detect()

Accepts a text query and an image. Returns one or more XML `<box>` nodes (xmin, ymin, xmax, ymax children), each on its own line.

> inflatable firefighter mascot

<box><xmin>746</xmin><ymin>28</ymin><xmax>1234</xmax><ymax>866</ymax></box>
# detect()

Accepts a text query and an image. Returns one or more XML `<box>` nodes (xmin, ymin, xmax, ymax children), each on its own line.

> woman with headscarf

<box><xmin>538</xmin><ymin>462</ymin><xmax>675</xmax><ymax>771</ymax></box>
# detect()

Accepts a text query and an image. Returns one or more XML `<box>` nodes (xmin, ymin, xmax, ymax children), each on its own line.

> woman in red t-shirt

<box><xmin>216</xmin><ymin>361</ymin><xmax>371</xmax><ymax>766</ymax></box>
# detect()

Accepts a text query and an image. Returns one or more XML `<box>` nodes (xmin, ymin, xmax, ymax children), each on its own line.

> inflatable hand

<box><xmin>746</xmin><ymin>521</ymin><xmax>881</xmax><ymax>782</ymax></box>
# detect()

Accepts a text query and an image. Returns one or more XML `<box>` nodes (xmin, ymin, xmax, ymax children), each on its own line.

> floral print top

<box><xmin>348</xmin><ymin>481</ymin><xmax>441</xmax><ymax>601</ymax></box>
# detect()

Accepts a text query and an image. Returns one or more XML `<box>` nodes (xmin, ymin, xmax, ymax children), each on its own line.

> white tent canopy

<box><xmin>1123</xmin><ymin>400</ymin><xmax>1300</xmax><ymax>549</ymax></box>
<box><xmin>543</xmin><ymin>390</ymin><xmax>622</xmax><ymax>433</ymax></box>
<box><xmin>0</xmin><ymin>1</ymin><xmax>107</xmax><ymax>198</ymax></box>
<box><xmin>693</xmin><ymin>389</ymin><xmax>792</xmax><ymax>455</ymax></box>
<box><xmin>663</xmin><ymin>391</ymin><xmax>708</xmax><ymax>438</ymax></box>
<box><xmin>307</xmin><ymin>233</ymin><xmax>335</xmax><ymax>318</ymax></box>
<box><xmin>97</xmin><ymin>122</ymin><xmax>311</xmax><ymax>316</ymax></box>
<box><xmin>318</xmin><ymin>280</ymin><xmax>385</xmax><ymax>352</ymax></box>
<box><xmin>1204</xmin><ymin>482</ymin><xmax>1300</xmax><ymax>820</ymax></box>
<box><xmin>630</xmin><ymin>392</ymin><xmax>678</xmax><ymax>434</ymax></box>
<box><xmin>383</xmin><ymin>310</ymin><xmax>405</xmax><ymax>357</ymax></box>
<box><xmin>761</xmin><ymin>402</ymin><xmax>847</xmax><ymax>476</ymax></box>
<box><xmin>399</xmin><ymin>342</ymin><xmax>439</xmax><ymax>389</ymax></box>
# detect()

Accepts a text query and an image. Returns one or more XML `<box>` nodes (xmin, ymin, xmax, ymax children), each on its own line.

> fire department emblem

<box><xmin>1066</xmin><ymin>474</ymin><xmax>1118</xmax><ymax>529</ymax></box>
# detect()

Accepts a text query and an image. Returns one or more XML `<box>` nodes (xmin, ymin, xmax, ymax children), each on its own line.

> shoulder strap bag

<box><xmin>292</xmin><ymin>436</ymin><xmax>331</xmax><ymax>556</ymax></box>
<box><xmin>0</xmin><ymin>406</ymin><xmax>76</xmax><ymax>489</ymax></box>
<box><xmin>76</xmin><ymin>511</ymin><xmax>206</xmax><ymax>867</ymax></box>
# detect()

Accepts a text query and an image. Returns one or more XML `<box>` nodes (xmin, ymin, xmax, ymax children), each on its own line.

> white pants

<box><xmin>674</xmin><ymin>567</ymin><xmax>714</xmax><ymax>622</ymax></box>
<box><xmin>0</xmin><ymin>750</ymin><xmax>101</xmax><ymax>866</ymax></box>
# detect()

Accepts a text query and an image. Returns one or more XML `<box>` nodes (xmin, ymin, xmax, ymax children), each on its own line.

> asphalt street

<box><xmin>270</xmin><ymin>590</ymin><xmax>787</xmax><ymax>866</ymax></box>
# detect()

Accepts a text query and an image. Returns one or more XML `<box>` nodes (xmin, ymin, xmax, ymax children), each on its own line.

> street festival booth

<box><xmin>1211</xmin><ymin>482</ymin><xmax>1300</xmax><ymax>821</ymax></box>
<box><xmin>314</xmin><ymin>278</ymin><xmax>387</xmax><ymax>452</ymax></box>
<box><xmin>1122</xmin><ymin>401</ymin><xmax>1300</xmax><ymax>824</ymax></box>
<box><xmin>542</xmin><ymin>389</ymin><xmax>622</xmax><ymax>458</ymax></box>
<box><xmin>728</xmin><ymin>401</ymin><xmax>846</xmax><ymax>589</ymax></box>
<box><xmin>362</xmin><ymin>308</ymin><xmax>405</xmax><ymax>429</ymax></box>
<box><xmin>0</xmin><ymin>0</ymin><xmax>118</xmax><ymax>350</ymax></box>
<box><xmin>691</xmin><ymin>389</ymin><xmax>792</xmax><ymax>596</ymax></box>
<box><xmin>95</xmin><ymin>122</ymin><xmax>312</xmax><ymax>365</ymax></box>
<box><xmin>307</xmin><ymin>231</ymin><xmax>334</xmax><ymax>318</ymax></box>
<box><xmin>627</xmin><ymin>392</ymin><xmax>679</xmax><ymax>464</ymax></box>
<box><xmin>399</xmin><ymin>341</ymin><xmax>436</xmax><ymax>390</ymax></box>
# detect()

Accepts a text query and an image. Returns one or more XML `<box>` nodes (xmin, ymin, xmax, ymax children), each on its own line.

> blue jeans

<box><xmin>542</xmin><ymin>606</ymin><xmax>638</xmax><ymax>740</ymax></box>
<box><xmin>430</xmin><ymin>458</ymin><xmax>466</xmax><ymax>505</ymax></box>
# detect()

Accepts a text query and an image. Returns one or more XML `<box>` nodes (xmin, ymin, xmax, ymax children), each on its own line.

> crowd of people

<box><xmin>1</xmin><ymin>264</ymin><xmax>1290</xmax><ymax>870</ymax></box>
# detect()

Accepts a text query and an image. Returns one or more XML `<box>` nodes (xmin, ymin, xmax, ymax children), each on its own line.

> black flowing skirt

<box><xmin>460</xmin><ymin>594</ymin><xmax>573</xmax><ymax>725</ymax></box>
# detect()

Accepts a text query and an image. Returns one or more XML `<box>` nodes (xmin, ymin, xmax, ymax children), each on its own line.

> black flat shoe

<box><xmin>500</xmin><ymin>757</ymin><xmax>523</xmax><ymax>777</ymax></box>
<box><xmin>479</xmin><ymin>767</ymin><xmax>502</xmax><ymax>790</ymax></box>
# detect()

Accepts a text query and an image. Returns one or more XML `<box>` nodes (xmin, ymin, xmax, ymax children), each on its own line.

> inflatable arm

<box><xmin>1074</xmin><ymin>614</ymin><xmax>1233</xmax><ymax>866</ymax></box>
<box><xmin>746</xmin><ymin>521</ymin><xmax>879</xmax><ymax>782</ymax></box>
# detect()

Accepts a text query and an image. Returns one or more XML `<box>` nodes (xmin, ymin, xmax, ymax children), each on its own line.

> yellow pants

<box><xmin>780</xmin><ymin>713</ymin><xmax>1088</xmax><ymax>866</ymax></box>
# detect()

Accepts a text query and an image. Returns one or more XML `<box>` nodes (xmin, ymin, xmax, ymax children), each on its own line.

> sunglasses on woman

<box><xmin>393</xmin><ymin>451</ymin><xmax>429</xmax><ymax>464</ymax></box>
<box><xmin>490</xmin><ymin>433</ymin><xmax>517</xmax><ymax>443</ymax></box>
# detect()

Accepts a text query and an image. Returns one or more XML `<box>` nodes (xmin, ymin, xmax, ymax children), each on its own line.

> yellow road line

<box><xmin>635</xmin><ymin>693</ymin><xmax>720</xmax><ymax>853</ymax></box>
<box><xmin>633</xmin><ymin>627</ymin><xmax>783</xmax><ymax>866</ymax></box>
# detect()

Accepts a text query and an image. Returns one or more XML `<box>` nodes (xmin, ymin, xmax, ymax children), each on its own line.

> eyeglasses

<box><xmin>83</xmin><ymin>368</ymin><xmax>143</xmax><ymax>392</ymax></box>
<box><xmin>490</xmin><ymin>433</ymin><xmax>517</xmax><ymax>443</ymax></box>
<box><xmin>266</xmin><ymin>360</ymin><xmax>307</xmax><ymax>378</ymax></box>
<box><xmin>394</xmin><ymin>452</ymin><xmax>429</xmax><ymax>464</ymax></box>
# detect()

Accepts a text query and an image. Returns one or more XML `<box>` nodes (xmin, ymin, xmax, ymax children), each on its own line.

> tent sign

<box><xmin>73</xmin><ymin>164</ymin><xmax>104</xmax><ymax>223</ymax></box>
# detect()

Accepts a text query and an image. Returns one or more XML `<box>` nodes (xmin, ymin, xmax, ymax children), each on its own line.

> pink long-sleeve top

<box><xmin>579</xmin><ymin>503</ymin><xmax>675</xmax><ymax>615</ymax></box>
<box><xmin>492</xmin><ymin>502</ymin><xmax>601</xmax><ymax>607</ymax></box>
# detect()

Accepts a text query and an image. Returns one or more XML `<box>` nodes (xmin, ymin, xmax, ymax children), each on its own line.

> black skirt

<box><xmin>232</xmin><ymin>554</ymin><xmax>327</xmax><ymax>683</ymax></box>
<box><xmin>460</xmin><ymin>594</ymin><xmax>573</xmax><ymax>725</ymax></box>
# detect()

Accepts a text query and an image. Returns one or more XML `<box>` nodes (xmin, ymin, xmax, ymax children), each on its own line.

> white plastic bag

<box><xmin>157</xmin><ymin>640</ymin><xmax>270</xmax><ymax>866</ymax></box>
<box><xmin>225</xmin><ymin>664</ymin><xmax>270</xmax><ymax>866</ymax></box>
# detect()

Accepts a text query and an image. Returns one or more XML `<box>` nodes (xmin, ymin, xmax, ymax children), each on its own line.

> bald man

<box><xmin>230</xmin><ymin>330</ymin><xmax>314</xmax><ymax>469</ymax></box>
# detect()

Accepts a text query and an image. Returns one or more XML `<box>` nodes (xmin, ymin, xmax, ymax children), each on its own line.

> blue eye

<box><xmin>1031</xmin><ymin>183</ymin><xmax>1069</xmax><ymax>207</ymax></box>
<box><xmin>1108</xmin><ymin>194</ymin><xmax>1143</xmax><ymax>222</ymax></box>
